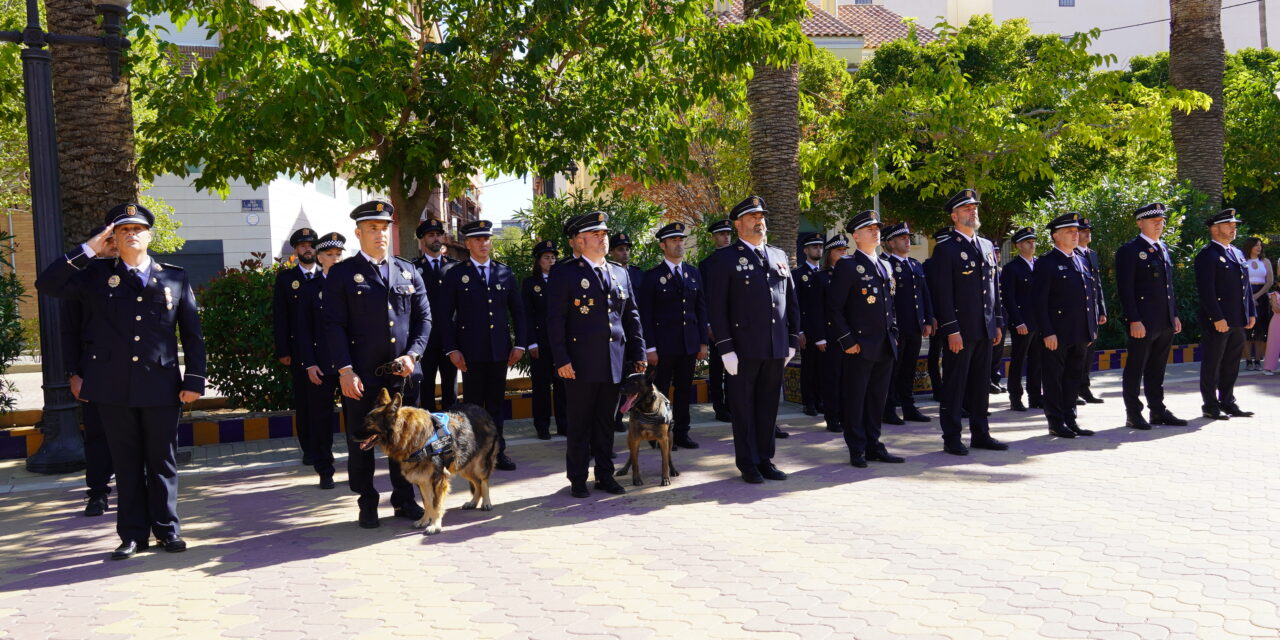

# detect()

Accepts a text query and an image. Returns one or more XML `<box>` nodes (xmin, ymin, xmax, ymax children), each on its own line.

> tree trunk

<box><xmin>1169</xmin><ymin>0</ymin><xmax>1225</xmax><ymax>210</ymax></box>
<box><xmin>47</xmin><ymin>0</ymin><xmax>138</xmax><ymax>248</ymax></box>
<box><xmin>745</xmin><ymin>0</ymin><xmax>802</xmax><ymax>262</ymax></box>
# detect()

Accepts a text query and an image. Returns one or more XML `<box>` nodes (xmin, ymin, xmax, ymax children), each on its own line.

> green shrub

<box><xmin>196</xmin><ymin>252</ymin><xmax>292</xmax><ymax>411</ymax></box>
<box><xmin>0</xmin><ymin>232</ymin><xmax>23</xmax><ymax>413</ymax></box>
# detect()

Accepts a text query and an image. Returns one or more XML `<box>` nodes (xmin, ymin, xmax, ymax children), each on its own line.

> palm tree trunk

<box><xmin>744</xmin><ymin>0</ymin><xmax>801</xmax><ymax>261</ymax></box>
<box><xmin>1169</xmin><ymin>0</ymin><xmax>1225</xmax><ymax>210</ymax></box>
<box><xmin>46</xmin><ymin>0</ymin><xmax>138</xmax><ymax>248</ymax></box>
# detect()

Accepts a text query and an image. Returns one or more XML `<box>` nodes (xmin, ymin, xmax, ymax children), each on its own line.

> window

<box><xmin>854</xmin><ymin>0</ymin><xmax>873</xmax><ymax>4</ymax></box>
<box><xmin>1059</xmin><ymin>0</ymin><xmax>1075</xmax><ymax>6</ymax></box>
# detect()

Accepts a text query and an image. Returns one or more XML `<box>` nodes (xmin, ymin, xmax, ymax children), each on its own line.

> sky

<box><xmin>478</xmin><ymin>173</ymin><xmax>533</xmax><ymax>225</ymax></box>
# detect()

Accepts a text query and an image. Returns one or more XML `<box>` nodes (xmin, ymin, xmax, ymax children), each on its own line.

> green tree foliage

<box><xmin>195</xmin><ymin>253</ymin><xmax>290</xmax><ymax>411</ymax></box>
<box><xmin>1</xmin><ymin>0</ymin><xmax>30</xmax><ymax>216</ymax></box>
<box><xmin>820</xmin><ymin>16</ymin><xmax>1209</xmax><ymax>236</ymax></box>
<box><xmin>0</xmin><ymin>231</ymin><xmax>22</xmax><ymax>412</ymax></box>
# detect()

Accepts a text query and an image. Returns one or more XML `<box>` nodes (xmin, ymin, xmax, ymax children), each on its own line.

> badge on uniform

<box><xmin>739</xmin><ymin>257</ymin><xmax>748</xmax><ymax>265</ymax></box>
<box><xmin>107</xmin><ymin>275</ymin><xmax>120</xmax><ymax>288</ymax></box>
<box><xmin>534</xmin><ymin>285</ymin><xmax>542</xmax><ymax>293</ymax></box>
<box><xmin>659</xmin><ymin>276</ymin><xmax>667</xmax><ymax>284</ymax></box>
<box><xmin>867</xmin><ymin>295</ymin><xmax>876</xmax><ymax>304</ymax></box>
<box><xmin>801</xmin><ymin>274</ymin><xmax>809</xmax><ymax>282</ymax></box>
<box><xmin>409</xmin><ymin>285</ymin><xmax>415</xmax><ymax>293</ymax></box>
<box><xmin>960</xmin><ymin>251</ymin><xmax>968</xmax><ymax>260</ymax></box>
<box><xmin>402</xmin><ymin>270</ymin><xmax>411</xmax><ymax>280</ymax></box>
<box><xmin>1139</xmin><ymin>251</ymin><xmax>1148</xmax><ymax>260</ymax></box>
<box><xmin>462</xmin><ymin>274</ymin><xmax>470</xmax><ymax>284</ymax></box>
<box><xmin>354</xmin><ymin>273</ymin><xmax>365</xmax><ymax>283</ymax></box>
<box><xmin>856</xmin><ymin>265</ymin><xmax>865</xmax><ymax>274</ymax></box>
<box><xmin>580</xmin><ymin>278</ymin><xmax>590</xmax><ymax>289</ymax></box>
<box><xmin>164</xmin><ymin>287</ymin><xmax>174</xmax><ymax>310</ymax></box>
<box><xmin>861</xmin><ymin>288</ymin><xmax>867</xmax><ymax>295</ymax></box>
<box><xmin>1220</xmin><ymin>256</ymin><xmax>1227</xmax><ymax>263</ymax></box>
<box><xmin>291</xmin><ymin>280</ymin><xmax>300</xmax><ymax>290</ymax></box>
<box><xmin>895</xmin><ymin>265</ymin><xmax>902</xmax><ymax>273</ymax></box>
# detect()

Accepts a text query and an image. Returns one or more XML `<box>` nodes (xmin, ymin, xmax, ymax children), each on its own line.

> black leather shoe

<box><xmin>1150</xmin><ymin>410</ymin><xmax>1187</xmax><ymax>426</ymax></box>
<box><xmin>594</xmin><ymin>477</ymin><xmax>627</xmax><ymax>495</ymax></box>
<box><xmin>84</xmin><ymin>495</ymin><xmax>108</xmax><ymax>517</ymax></box>
<box><xmin>674</xmin><ymin>436</ymin><xmax>699</xmax><ymax>449</ymax></box>
<box><xmin>1223</xmin><ymin>406</ymin><xmax>1254</xmax><ymax>418</ymax></box>
<box><xmin>110</xmin><ymin>539</ymin><xmax>147</xmax><ymax>560</ymax></box>
<box><xmin>989</xmin><ymin>382</ymin><xmax>1005</xmax><ymax>394</ymax></box>
<box><xmin>1009</xmin><ymin>398</ymin><xmax>1027</xmax><ymax>412</ymax></box>
<box><xmin>803</xmin><ymin>405</ymin><xmax>819</xmax><ymax>417</ymax></box>
<box><xmin>1029</xmin><ymin>399</ymin><xmax>1043</xmax><ymax>409</ymax></box>
<box><xmin>1075</xmin><ymin>398</ymin><xmax>1087</xmax><ymax>406</ymax></box>
<box><xmin>1068</xmin><ymin>425</ymin><xmax>1096</xmax><ymax>437</ymax></box>
<box><xmin>757</xmin><ymin>463</ymin><xmax>787</xmax><ymax>481</ymax></box>
<box><xmin>393</xmin><ymin>503</ymin><xmax>425</xmax><ymax>521</ymax></box>
<box><xmin>1082</xmin><ymin>394</ymin><xmax>1104</xmax><ymax>404</ymax></box>
<box><xmin>866</xmin><ymin>448</ymin><xmax>905</xmax><ymax>463</ymax></box>
<box><xmin>319</xmin><ymin>475</ymin><xmax>336</xmax><ymax>490</ymax></box>
<box><xmin>495</xmin><ymin>453</ymin><xmax>517</xmax><ymax>471</ymax></box>
<box><xmin>901</xmin><ymin>407</ymin><xmax>931</xmax><ymax>422</ymax></box>
<box><xmin>358</xmin><ymin>507</ymin><xmax>381</xmax><ymax>529</ymax></box>
<box><xmin>826</xmin><ymin>424</ymin><xmax>843</xmax><ymax>433</ymax></box>
<box><xmin>570</xmin><ymin>482</ymin><xmax>591</xmax><ymax>498</ymax></box>
<box><xmin>535</xmin><ymin>430</ymin><xmax>552</xmax><ymax>440</ymax></box>
<box><xmin>1126</xmin><ymin>415</ymin><xmax>1153</xmax><ymax>430</ymax></box>
<box><xmin>1202</xmin><ymin>409</ymin><xmax>1231</xmax><ymax>420</ymax></box>
<box><xmin>970</xmin><ymin>437</ymin><xmax>1009</xmax><ymax>451</ymax></box>
<box><xmin>714</xmin><ymin>411</ymin><xmax>733</xmax><ymax>423</ymax></box>
<box><xmin>774</xmin><ymin>427</ymin><xmax>790</xmax><ymax>439</ymax></box>
<box><xmin>849</xmin><ymin>454</ymin><xmax>868</xmax><ymax>468</ymax></box>
<box><xmin>741</xmin><ymin>471</ymin><xmax>765</xmax><ymax>484</ymax></box>
<box><xmin>1049</xmin><ymin>425</ymin><xmax>1078</xmax><ymax>438</ymax></box>
<box><xmin>158</xmin><ymin>536</ymin><xmax>187</xmax><ymax>553</ymax></box>
<box><xmin>882</xmin><ymin>410</ymin><xmax>905</xmax><ymax>426</ymax></box>
<box><xmin>943</xmin><ymin>442</ymin><xmax>970</xmax><ymax>456</ymax></box>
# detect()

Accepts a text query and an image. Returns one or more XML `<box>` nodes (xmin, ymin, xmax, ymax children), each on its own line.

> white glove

<box><xmin>722</xmin><ymin>351</ymin><xmax>739</xmax><ymax>376</ymax></box>
<box><xmin>785</xmin><ymin>347</ymin><xmax>796</xmax><ymax>367</ymax></box>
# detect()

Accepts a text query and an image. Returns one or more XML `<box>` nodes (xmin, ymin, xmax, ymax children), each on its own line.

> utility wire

<box><xmin>1098</xmin><ymin>0</ymin><xmax>1261</xmax><ymax>34</ymax></box>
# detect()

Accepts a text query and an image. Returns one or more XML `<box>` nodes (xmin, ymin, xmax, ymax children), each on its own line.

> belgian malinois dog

<box><xmin>614</xmin><ymin>371</ymin><xmax>680</xmax><ymax>486</ymax></box>
<box><xmin>357</xmin><ymin>389</ymin><xmax>499</xmax><ymax>534</ymax></box>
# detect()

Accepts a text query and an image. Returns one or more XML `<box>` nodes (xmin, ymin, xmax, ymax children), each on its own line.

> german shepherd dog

<box><xmin>615</xmin><ymin>371</ymin><xmax>680</xmax><ymax>486</ymax></box>
<box><xmin>356</xmin><ymin>389</ymin><xmax>499</xmax><ymax>534</ymax></box>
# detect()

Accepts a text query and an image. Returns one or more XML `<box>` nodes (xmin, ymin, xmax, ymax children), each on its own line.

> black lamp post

<box><xmin>1</xmin><ymin>0</ymin><xmax>131</xmax><ymax>473</ymax></box>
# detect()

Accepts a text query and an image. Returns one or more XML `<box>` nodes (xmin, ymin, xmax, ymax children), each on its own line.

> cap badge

<box><xmin>752</xmin><ymin>197</ymin><xmax>760</xmax><ymax>207</ymax></box>
<box><xmin>376</xmin><ymin>203</ymin><xmax>384</xmax><ymax>212</ymax></box>
<box><xmin>127</xmin><ymin>205</ymin><xmax>136</xmax><ymax>215</ymax></box>
<box><xmin>108</xmin><ymin>275</ymin><xmax>120</xmax><ymax>288</ymax></box>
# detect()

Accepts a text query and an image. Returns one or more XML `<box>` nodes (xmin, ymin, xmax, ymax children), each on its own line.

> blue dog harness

<box><xmin>406</xmin><ymin>413</ymin><xmax>454</xmax><ymax>465</ymax></box>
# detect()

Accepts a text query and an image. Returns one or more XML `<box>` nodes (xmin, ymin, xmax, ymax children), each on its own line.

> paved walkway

<box><xmin>0</xmin><ymin>364</ymin><xmax>1277</xmax><ymax>639</ymax></box>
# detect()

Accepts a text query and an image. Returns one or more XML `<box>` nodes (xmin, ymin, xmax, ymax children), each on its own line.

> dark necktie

<box><xmin>479</xmin><ymin>265</ymin><xmax>488</xmax><ymax>285</ymax></box>
<box><xmin>596</xmin><ymin>266</ymin><xmax>609</xmax><ymax>291</ymax></box>
<box><xmin>129</xmin><ymin>268</ymin><xmax>142</xmax><ymax>288</ymax></box>
<box><xmin>304</xmin><ymin>271</ymin><xmax>313</xmax><ymax>281</ymax></box>
<box><xmin>755</xmin><ymin>248</ymin><xmax>767</xmax><ymax>265</ymax></box>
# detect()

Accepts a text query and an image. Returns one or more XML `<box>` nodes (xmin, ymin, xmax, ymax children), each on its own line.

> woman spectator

<box><xmin>1241</xmin><ymin>238</ymin><xmax>1273</xmax><ymax>370</ymax></box>
<box><xmin>1262</xmin><ymin>288</ymin><xmax>1280</xmax><ymax>375</ymax></box>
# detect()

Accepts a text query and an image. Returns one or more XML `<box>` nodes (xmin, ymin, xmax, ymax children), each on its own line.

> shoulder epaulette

<box><xmin>157</xmin><ymin>262</ymin><xmax>184</xmax><ymax>270</ymax></box>
<box><xmin>606</xmin><ymin>259</ymin><xmax>622</xmax><ymax>267</ymax></box>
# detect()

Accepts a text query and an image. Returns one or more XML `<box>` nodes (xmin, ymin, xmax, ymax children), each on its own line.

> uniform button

<box><xmin>489</xmin><ymin>324</ymin><xmax>494</xmax><ymax>329</ymax></box>
<box><xmin>357</xmin><ymin>291</ymin><xmax>363</xmax><ymax>295</ymax></box>
<box><xmin>134</xmin><ymin>336</ymin><xmax>140</xmax><ymax>342</ymax></box>
<box><xmin>390</xmin><ymin>337</ymin><xmax>397</xmax><ymax>343</ymax></box>
<box><xmin>131</xmin><ymin>356</ymin><xmax>139</xmax><ymax>362</ymax></box>
<box><xmin>489</xmin><ymin>311</ymin><xmax>494</xmax><ymax>316</ymax></box>
<box><xmin>136</xmin><ymin>296</ymin><xmax>143</xmax><ymax>302</ymax></box>
<box><xmin>135</xmin><ymin>315</ymin><xmax>141</xmax><ymax>321</ymax></box>
<box><xmin>389</xmin><ymin>321</ymin><xmax>395</xmax><ymax>327</ymax></box>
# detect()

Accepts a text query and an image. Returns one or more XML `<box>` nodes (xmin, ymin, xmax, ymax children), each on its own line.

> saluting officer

<box><xmin>699</xmin><ymin>219</ymin><xmax>735</xmax><ymax>423</ymax></box>
<box><xmin>440</xmin><ymin>220</ymin><xmax>527</xmax><ymax>471</ymax></box>
<box><xmin>1075</xmin><ymin>218</ymin><xmax>1106</xmax><ymax>404</ymax></box>
<box><xmin>412</xmin><ymin>218</ymin><xmax>459</xmax><ymax>412</ymax></box>
<box><xmin>704</xmin><ymin>196</ymin><xmax>801</xmax><ymax>484</ymax></box>
<box><xmin>61</xmin><ymin>225</ymin><xmax>115</xmax><ymax>517</ymax></box>
<box><xmin>923</xmin><ymin>226</ymin><xmax>952</xmax><ymax>402</ymax></box>
<box><xmin>639</xmin><ymin>222</ymin><xmax>709</xmax><ymax>450</ymax></box>
<box><xmin>273</xmin><ymin>227</ymin><xmax>320</xmax><ymax>465</ymax></box>
<box><xmin>1195</xmin><ymin>209</ymin><xmax>1257</xmax><ymax>420</ymax></box>
<box><xmin>792</xmin><ymin>231</ymin><xmax>826</xmax><ymax>417</ymax></box>
<box><xmin>1033</xmin><ymin>213</ymin><xmax>1102</xmax><ymax>439</ymax></box>
<box><xmin>880</xmin><ymin>222</ymin><xmax>934</xmax><ymax>425</ymax></box>
<box><xmin>1115</xmin><ymin>203</ymin><xmax>1186</xmax><ymax>429</ymax></box>
<box><xmin>929</xmin><ymin>190</ymin><xmax>1008</xmax><ymax>456</ymax></box>
<box><xmin>546</xmin><ymin>212</ymin><xmax>646</xmax><ymax>499</ymax></box>
<box><xmin>524</xmin><ymin>240</ymin><xmax>568</xmax><ymax>439</ymax></box>
<box><xmin>37</xmin><ymin>203</ymin><xmax>206</xmax><ymax>560</ymax></box>
<box><xmin>819</xmin><ymin>235</ymin><xmax>849</xmax><ymax>434</ymax></box>
<box><xmin>293</xmin><ymin>232</ymin><xmax>347</xmax><ymax>489</ymax></box>
<box><xmin>1001</xmin><ymin>227</ymin><xmax>1043</xmax><ymax>412</ymax></box>
<box><xmin>828</xmin><ymin>211</ymin><xmax>906</xmax><ymax>468</ymax></box>
<box><xmin>323</xmin><ymin>200</ymin><xmax>428</xmax><ymax>529</ymax></box>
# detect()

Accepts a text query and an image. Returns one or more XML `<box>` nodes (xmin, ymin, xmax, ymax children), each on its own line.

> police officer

<box><xmin>609</xmin><ymin>231</ymin><xmax>646</xmax><ymax>432</ymax></box>
<box><xmin>1075</xmin><ymin>218</ymin><xmax>1106</xmax><ymax>404</ymax></box>
<box><xmin>829</xmin><ymin>211</ymin><xmax>906</xmax><ymax>467</ymax></box>
<box><xmin>62</xmin><ymin>225</ymin><xmax>115</xmax><ymax>517</ymax></box>
<box><xmin>323</xmin><ymin>200</ymin><xmax>428</xmax><ymax>529</ymax></box>
<box><xmin>1115</xmin><ymin>203</ymin><xmax>1186</xmax><ymax>429</ymax></box>
<box><xmin>1033</xmin><ymin>213</ymin><xmax>1102</xmax><ymax>438</ymax></box>
<box><xmin>37</xmin><ymin>203</ymin><xmax>206</xmax><ymax>560</ymax></box>
<box><xmin>929</xmin><ymin>190</ymin><xmax>1008</xmax><ymax>455</ymax></box>
<box><xmin>547</xmin><ymin>212</ymin><xmax>646</xmax><ymax>498</ymax></box>
<box><xmin>1195</xmin><ymin>209</ymin><xmax>1257</xmax><ymax>420</ymax></box>
<box><xmin>880</xmin><ymin>222</ymin><xmax>933</xmax><ymax>424</ymax></box>
<box><xmin>793</xmin><ymin>231</ymin><xmax>826</xmax><ymax>417</ymax></box>
<box><xmin>1001</xmin><ymin>227</ymin><xmax>1043</xmax><ymax>412</ymax></box>
<box><xmin>273</xmin><ymin>227</ymin><xmax>320</xmax><ymax>464</ymax></box>
<box><xmin>923</xmin><ymin>226</ymin><xmax>952</xmax><ymax>403</ymax></box>
<box><xmin>989</xmin><ymin>243</ymin><xmax>1008</xmax><ymax>396</ymax></box>
<box><xmin>639</xmin><ymin>222</ymin><xmax>709</xmax><ymax>450</ymax></box>
<box><xmin>440</xmin><ymin>220</ymin><xmax>527</xmax><ymax>470</ymax></box>
<box><xmin>705</xmin><ymin>196</ymin><xmax>801</xmax><ymax>483</ymax></box>
<box><xmin>293</xmin><ymin>232</ymin><xmax>346</xmax><ymax>489</ymax></box>
<box><xmin>524</xmin><ymin>240</ymin><xmax>568</xmax><ymax>439</ymax></box>
<box><xmin>699</xmin><ymin>219</ymin><xmax>735</xmax><ymax>423</ymax></box>
<box><xmin>412</xmin><ymin>218</ymin><xmax>458</xmax><ymax>412</ymax></box>
<box><xmin>819</xmin><ymin>235</ymin><xmax>848</xmax><ymax>433</ymax></box>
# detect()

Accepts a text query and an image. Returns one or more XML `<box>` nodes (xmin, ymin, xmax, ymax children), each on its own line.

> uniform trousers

<box><xmin>888</xmin><ymin>330</ymin><xmax>923</xmax><ymax>411</ymax></box>
<box><xmin>1122</xmin><ymin>327</ymin><xmax>1174</xmax><ymax>417</ymax></box>
<box><xmin>708</xmin><ymin>343</ymin><xmax>730</xmax><ymax>415</ymax></box>
<box><xmin>820</xmin><ymin>347</ymin><xmax>844</xmax><ymax>431</ymax></box>
<box><xmin>727</xmin><ymin>357</ymin><xmax>784</xmax><ymax>474</ymax></box>
<box><xmin>1080</xmin><ymin>342</ymin><xmax>1097</xmax><ymax>396</ymax></box>
<box><xmin>96</xmin><ymin>403</ymin><xmax>180</xmax><ymax>544</ymax></box>
<box><xmin>939</xmin><ymin>337</ymin><xmax>994</xmax><ymax>444</ymax></box>
<box><xmin>1199</xmin><ymin>326</ymin><xmax>1246</xmax><ymax>412</ymax></box>
<box><xmin>82</xmin><ymin>401</ymin><xmax>114</xmax><ymax>499</ymax></box>
<box><xmin>927</xmin><ymin>334</ymin><xmax>945</xmax><ymax>400</ymax></box>
<box><xmin>463</xmin><ymin>361</ymin><xmax>510</xmax><ymax>452</ymax></box>
<box><xmin>342</xmin><ymin>374</ymin><xmax>417</xmax><ymax>512</ymax></box>
<box><xmin>564</xmin><ymin>379</ymin><xmax>619</xmax><ymax>483</ymax></box>
<box><xmin>1007</xmin><ymin>330</ymin><xmax>1043</xmax><ymax>405</ymax></box>
<box><xmin>418</xmin><ymin>345</ymin><xmax>458</xmax><ymax>411</ymax></box>
<box><xmin>301</xmin><ymin>373</ymin><xmax>338</xmax><ymax>477</ymax></box>
<box><xmin>990</xmin><ymin>339</ymin><xmax>1006</xmax><ymax>385</ymax></box>
<box><xmin>529</xmin><ymin>352</ymin><xmax>567</xmax><ymax>435</ymax></box>
<box><xmin>290</xmin><ymin>363</ymin><xmax>313</xmax><ymax>458</ymax></box>
<box><xmin>653</xmin><ymin>352</ymin><xmax>696</xmax><ymax>439</ymax></box>
<box><xmin>1040</xmin><ymin>340</ymin><xmax>1087</xmax><ymax>428</ymax></box>
<box><xmin>842</xmin><ymin>351</ymin><xmax>894</xmax><ymax>456</ymax></box>
<box><xmin>799</xmin><ymin>344</ymin><xmax>823</xmax><ymax>410</ymax></box>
